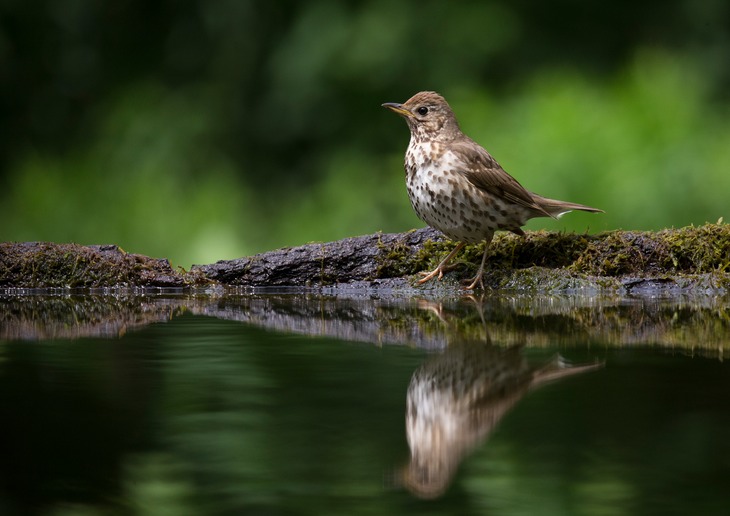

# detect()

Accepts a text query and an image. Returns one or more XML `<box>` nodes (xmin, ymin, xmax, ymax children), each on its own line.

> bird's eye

<box><xmin>417</xmin><ymin>106</ymin><xmax>429</xmax><ymax>116</ymax></box>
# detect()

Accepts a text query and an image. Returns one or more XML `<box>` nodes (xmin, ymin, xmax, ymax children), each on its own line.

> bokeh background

<box><xmin>2</xmin><ymin>0</ymin><xmax>729</xmax><ymax>268</ymax></box>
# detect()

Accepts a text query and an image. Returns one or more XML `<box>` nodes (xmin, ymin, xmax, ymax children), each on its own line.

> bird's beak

<box><xmin>382</xmin><ymin>102</ymin><xmax>413</xmax><ymax>118</ymax></box>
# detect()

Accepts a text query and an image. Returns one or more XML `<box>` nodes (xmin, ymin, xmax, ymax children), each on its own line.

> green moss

<box><xmin>0</xmin><ymin>242</ymin><xmax>205</xmax><ymax>288</ymax></box>
<box><xmin>414</xmin><ymin>240</ymin><xmax>458</xmax><ymax>270</ymax></box>
<box><xmin>375</xmin><ymin>237</ymin><xmax>450</xmax><ymax>278</ymax></box>
<box><xmin>571</xmin><ymin>222</ymin><xmax>730</xmax><ymax>275</ymax></box>
<box><xmin>375</xmin><ymin>222</ymin><xmax>730</xmax><ymax>289</ymax></box>
<box><xmin>4</xmin><ymin>222</ymin><xmax>730</xmax><ymax>290</ymax></box>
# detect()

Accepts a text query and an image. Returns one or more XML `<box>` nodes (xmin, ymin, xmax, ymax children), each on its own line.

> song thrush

<box><xmin>382</xmin><ymin>91</ymin><xmax>603</xmax><ymax>289</ymax></box>
<box><xmin>403</xmin><ymin>338</ymin><xmax>603</xmax><ymax>498</ymax></box>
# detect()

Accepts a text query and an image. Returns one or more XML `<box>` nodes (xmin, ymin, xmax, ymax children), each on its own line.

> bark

<box><xmin>192</xmin><ymin>227</ymin><xmax>443</xmax><ymax>287</ymax></box>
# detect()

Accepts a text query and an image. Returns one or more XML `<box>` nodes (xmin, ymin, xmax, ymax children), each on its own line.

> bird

<box><xmin>401</xmin><ymin>338</ymin><xmax>603</xmax><ymax>498</ymax></box>
<box><xmin>382</xmin><ymin>91</ymin><xmax>603</xmax><ymax>289</ymax></box>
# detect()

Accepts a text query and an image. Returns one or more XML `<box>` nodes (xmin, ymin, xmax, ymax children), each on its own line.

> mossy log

<box><xmin>1</xmin><ymin>223</ymin><xmax>729</xmax><ymax>292</ymax></box>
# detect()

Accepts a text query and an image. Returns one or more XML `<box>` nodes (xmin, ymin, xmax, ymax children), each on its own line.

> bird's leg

<box><xmin>463</xmin><ymin>236</ymin><xmax>494</xmax><ymax>290</ymax></box>
<box><xmin>417</xmin><ymin>242</ymin><xmax>465</xmax><ymax>284</ymax></box>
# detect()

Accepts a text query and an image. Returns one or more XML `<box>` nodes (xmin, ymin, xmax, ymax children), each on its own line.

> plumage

<box><xmin>383</xmin><ymin>91</ymin><xmax>603</xmax><ymax>289</ymax></box>
<box><xmin>401</xmin><ymin>338</ymin><xmax>603</xmax><ymax>498</ymax></box>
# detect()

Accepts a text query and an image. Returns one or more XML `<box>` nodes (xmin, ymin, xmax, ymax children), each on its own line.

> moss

<box><xmin>375</xmin><ymin>222</ymin><xmax>730</xmax><ymax>290</ymax></box>
<box><xmin>375</xmin><ymin>237</ymin><xmax>452</xmax><ymax>278</ymax></box>
<box><xmin>0</xmin><ymin>242</ymin><xmax>208</xmax><ymax>288</ymax></box>
<box><xmin>659</xmin><ymin>223</ymin><xmax>730</xmax><ymax>273</ymax></box>
<box><xmin>413</xmin><ymin>239</ymin><xmax>457</xmax><ymax>270</ymax></box>
<box><xmin>3</xmin><ymin>223</ymin><xmax>730</xmax><ymax>290</ymax></box>
<box><xmin>571</xmin><ymin>222</ymin><xmax>730</xmax><ymax>276</ymax></box>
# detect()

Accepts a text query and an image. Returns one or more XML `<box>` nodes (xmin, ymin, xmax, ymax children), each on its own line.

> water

<box><xmin>1</xmin><ymin>291</ymin><xmax>729</xmax><ymax>515</ymax></box>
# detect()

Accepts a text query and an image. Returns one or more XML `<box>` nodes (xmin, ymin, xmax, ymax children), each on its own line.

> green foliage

<box><xmin>276</xmin><ymin>51</ymin><xmax>730</xmax><ymax>247</ymax></box>
<box><xmin>455</xmin><ymin>51</ymin><xmax>730</xmax><ymax>233</ymax></box>
<box><xmin>1</xmin><ymin>84</ymin><xmax>251</xmax><ymax>266</ymax></box>
<box><xmin>1</xmin><ymin>0</ymin><xmax>729</xmax><ymax>266</ymax></box>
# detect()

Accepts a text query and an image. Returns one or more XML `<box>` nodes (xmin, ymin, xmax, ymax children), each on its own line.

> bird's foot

<box><xmin>417</xmin><ymin>267</ymin><xmax>443</xmax><ymax>284</ymax></box>
<box><xmin>416</xmin><ymin>242</ymin><xmax>466</xmax><ymax>285</ymax></box>
<box><xmin>462</xmin><ymin>272</ymin><xmax>485</xmax><ymax>291</ymax></box>
<box><xmin>417</xmin><ymin>263</ymin><xmax>459</xmax><ymax>284</ymax></box>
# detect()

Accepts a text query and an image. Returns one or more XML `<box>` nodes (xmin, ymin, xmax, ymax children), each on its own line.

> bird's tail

<box><xmin>532</xmin><ymin>355</ymin><xmax>604</xmax><ymax>387</ymax></box>
<box><xmin>531</xmin><ymin>193</ymin><xmax>604</xmax><ymax>219</ymax></box>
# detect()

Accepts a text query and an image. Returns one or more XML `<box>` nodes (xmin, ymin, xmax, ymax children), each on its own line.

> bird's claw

<box><xmin>417</xmin><ymin>263</ymin><xmax>460</xmax><ymax>284</ymax></box>
<box><xmin>462</xmin><ymin>274</ymin><xmax>485</xmax><ymax>291</ymax></box>
<box><xmin>417</xmin><ymin>268</ymin><xmax>443</xmax><ymax>284</ymax></box>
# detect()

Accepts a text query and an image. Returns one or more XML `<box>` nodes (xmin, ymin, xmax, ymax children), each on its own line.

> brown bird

<box><xmin>382</xmin><ymin>91</ymin><xmax>603</xmax><ymax>289</ymax></box>
<box><xmin>402</xmin><ymin>339</ymin><xmax>603</xmax><ymax>498</ymax></box>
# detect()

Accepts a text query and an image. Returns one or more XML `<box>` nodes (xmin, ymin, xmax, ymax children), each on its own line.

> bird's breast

<box><xmin>405</xmin><ymin>145</ymin><xmax>504</xmax><ymax>242</ymax></box>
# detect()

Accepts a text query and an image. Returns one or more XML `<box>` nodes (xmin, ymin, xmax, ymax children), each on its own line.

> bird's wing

<box><xmin>450</xmin><ymin>139</ymin><xmax>551</xmax><ymax>217</ymax></box>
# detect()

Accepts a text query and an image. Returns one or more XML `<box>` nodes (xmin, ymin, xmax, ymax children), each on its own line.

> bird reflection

<box><xmin>399</xmin><ymin>300</ymin><xmax>602</xmax><ymax>499</ymax></box>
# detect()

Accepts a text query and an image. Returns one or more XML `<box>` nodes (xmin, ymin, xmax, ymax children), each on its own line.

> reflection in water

<box><xmin>2</xmin><ymin>290</ymin><xmax>729</xmax><ymax>357</ymax></box>
<box><xmin>0</xmin><ymin>293</ymin><xmax>186</xmax><ymax>339</ymax></box>
<box><xmin>400</xmin><ymin>302</ymin><xmax>602</xmax><ymax>499</ymax></box>
<box><xmin>0</xmin><ymin>291</ymin><xmax>729</xmax><ymax>513</ymax></box>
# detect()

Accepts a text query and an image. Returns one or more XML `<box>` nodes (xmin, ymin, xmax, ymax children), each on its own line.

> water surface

<box><xmin>1</xmin><ymin>291</ymin><xmax>729</xmax><ymax>515</ymax></box>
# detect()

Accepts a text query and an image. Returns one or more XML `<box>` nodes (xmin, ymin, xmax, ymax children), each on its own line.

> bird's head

<box><xmin>382</xmin><ymin>91</ymin><xmax>461</xmax><ymax>142</ymax></box>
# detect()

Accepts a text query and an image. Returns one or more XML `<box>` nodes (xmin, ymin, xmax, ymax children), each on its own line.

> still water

<box><xmin>1</xmin><ymin>290</ymin><xmax>729</xmax><ymax>515</ymax></box>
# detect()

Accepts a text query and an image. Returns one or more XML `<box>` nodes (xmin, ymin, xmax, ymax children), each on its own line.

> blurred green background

<box><xmin>1</xmin><ymin>0</ymin><xmax>729</xmax><ymax>268</ymax></box>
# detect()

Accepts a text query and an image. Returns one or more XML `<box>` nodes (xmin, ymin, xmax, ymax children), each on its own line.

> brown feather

<box><xmin>449</xmin><ymin>139</ymin><xmax>552</xmax><ymax>218</ymax></box>
<box><xmin>530</xmin><ymin>193</ymin><xmax>604</xmax><ymax>218</ymax></box>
